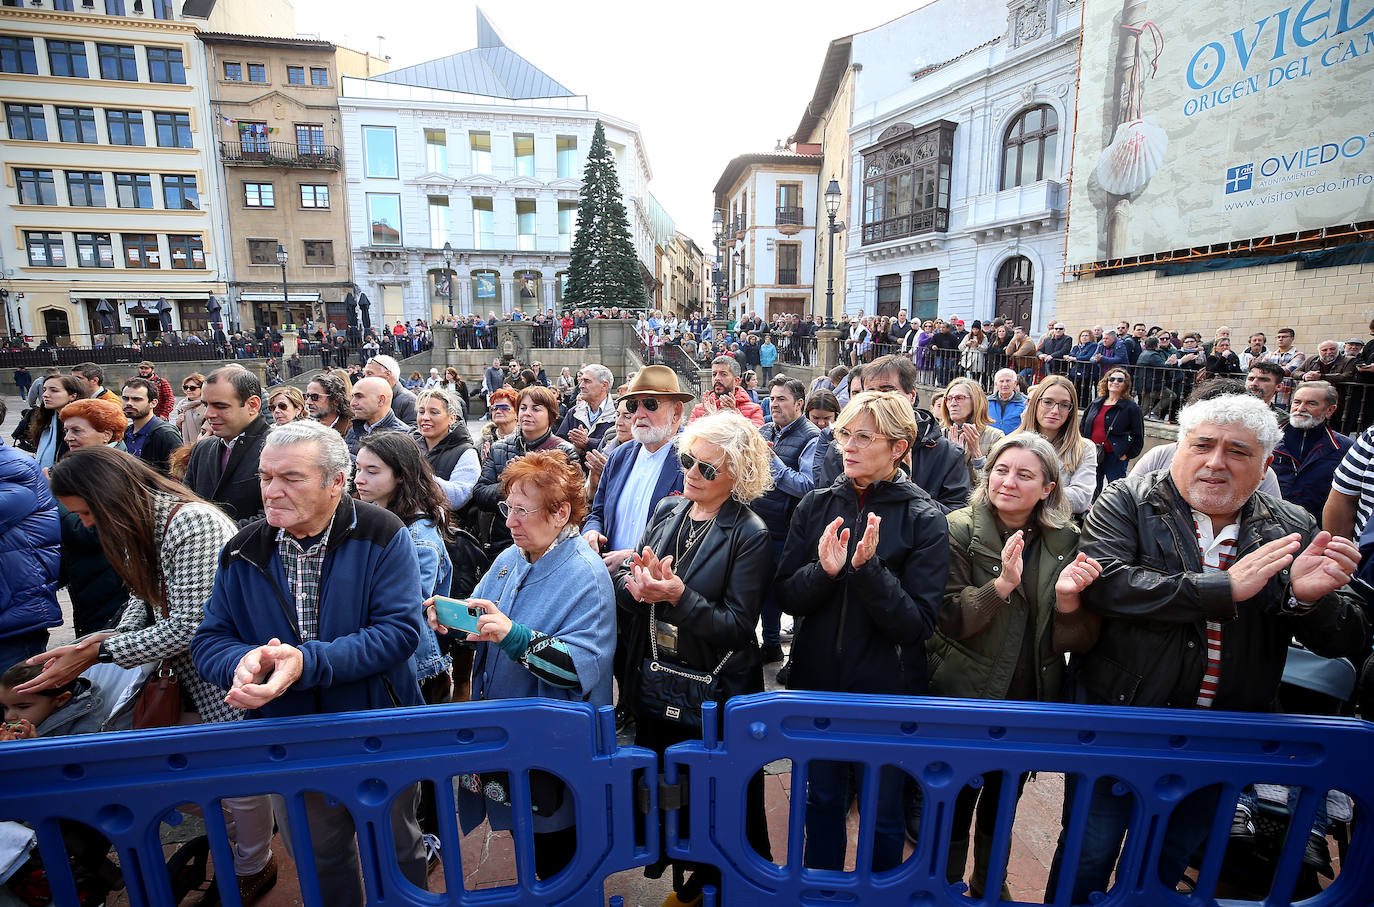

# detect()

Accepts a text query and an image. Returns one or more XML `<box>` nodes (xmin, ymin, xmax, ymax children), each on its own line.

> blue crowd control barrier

<box><xmin>0</xmin><ymin>700</ymin><xmax>658</xmax><ymax>906</ymax></box>
<box><xmin>663</xmin><ymin>693</ymin><xmax>1374</xmax><ymax>906</ymax></box>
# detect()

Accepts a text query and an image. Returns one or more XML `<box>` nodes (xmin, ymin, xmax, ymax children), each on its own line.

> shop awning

<box><xmin>238</xmin><ymin>292</ymin><xmax>321</xmax><ymax>303</ymax></box>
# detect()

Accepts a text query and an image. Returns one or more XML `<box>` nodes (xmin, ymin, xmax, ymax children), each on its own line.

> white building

<box><xmin>843</xmin><ymin>0</ymin><xmax>1080</xmax><ymax>333</ymax></box>
<box><xmin>338</xmin><ymin>11</ymin><xmax>654</xmax><ymax>326</ymax></box>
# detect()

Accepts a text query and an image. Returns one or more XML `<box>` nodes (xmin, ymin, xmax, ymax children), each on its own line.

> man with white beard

<box><xmin>1272</xmin><ymin>380</ymin><xmax>1352</xmax><ymax>526</ymax></box>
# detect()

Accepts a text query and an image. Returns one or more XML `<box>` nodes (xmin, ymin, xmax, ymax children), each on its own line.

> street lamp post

<box><xmin>711</xmin><ymin>210</ymin><xmax>725</xmax><ymax>322</ymax></box>
<box><xmin>824</xmin><ymin>179</ymin><xmax>843</xmax><ymax>328</ymax></box>
<box><xmin>276</xmin><ymin>244</ymin><xmax>289</xmax><ymax>330</ymax></box>
<box><xmin>442</xmin><ymin>241</ymin><xmax>454</xmax><ymax>319</ymax></box>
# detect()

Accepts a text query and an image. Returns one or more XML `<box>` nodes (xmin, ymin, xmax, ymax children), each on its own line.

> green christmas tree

<box><xmin>565</xmin><ymin>120</ymin><xmax>647</xmax><ymax>310</ymax></box>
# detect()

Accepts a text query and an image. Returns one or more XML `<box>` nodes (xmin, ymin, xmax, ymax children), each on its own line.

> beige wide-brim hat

<box><xmin>619</xmin><ymin>365</ymin><xmax>694</xmax><ymax>402</ymax></box>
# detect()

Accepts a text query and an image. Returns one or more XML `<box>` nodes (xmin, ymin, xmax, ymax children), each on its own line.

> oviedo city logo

<box><xmin>1225</xmin><ymin>131</ymin><xmax>1373</xmax><ymax>193</ymax></box>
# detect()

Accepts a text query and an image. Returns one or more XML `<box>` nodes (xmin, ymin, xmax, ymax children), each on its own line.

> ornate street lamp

<box><xmin>824</xmin><ymin>179</ymin><xmax>843</xmax><ymax>328</ymax></box>
<box><xmin>442</xmin><ymin>241</ymin><xmax>454</xmax><ymax>318</ymax></box>
<box><xmin>276</xmin><ymin>244</ymin><xmax>289</xmax><ymax>329</ymax></box>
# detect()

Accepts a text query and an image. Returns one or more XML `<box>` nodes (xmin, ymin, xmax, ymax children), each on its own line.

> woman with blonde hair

<box><xmin>776</xmin><ymin>391</ymin><xmax>948</xmax><ymax>873</ymax></box>
<box><xmin>172</xmin><ymin>372</ymin><xmax>206</xmax><ymax>444</ymax></box>
<box><xmin>937</xmin><ymin>378</ymin><xmax>1004</xmax><ymax>488</ymax></box>
<box><xmin>929</xmin><ymin>433</ymin><xmax>1101</xmax><ymax>898</ymax></box>
<box><xmin>1080</xmin><ymin>366</ymin><xmax>1145</xmax><ymax>497</ymax></box>
<box><xmin>1010</xmin><ymin>375</ymin><xmax>1097</xmax><ymax>515</ymax></box>
<box><xmin>265</xmin><ymin>385</ymin><xmax>307</xmax><ymax>425</ymax></box>
<box><xmin>616</xmin><ymin>411</ymin><xmax>775</xmax><ymax>903</ymax></box>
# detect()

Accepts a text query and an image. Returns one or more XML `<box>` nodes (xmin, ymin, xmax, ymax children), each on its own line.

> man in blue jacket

<box><xmin>191</xmin><ymin>420</ymin><xmax>427</xmax><ymax>905</ymax></box>
<box><xmin>0</xmin><ymin>425</ymin><xmax>62</xmax><ymax>670</ymax></box>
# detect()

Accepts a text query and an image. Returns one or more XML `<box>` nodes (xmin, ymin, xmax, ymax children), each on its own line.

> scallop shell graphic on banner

<box><xmin>1096</xmin><ymin>118</ymin><xmax>1168</xmax><ymax>196</ymax></box>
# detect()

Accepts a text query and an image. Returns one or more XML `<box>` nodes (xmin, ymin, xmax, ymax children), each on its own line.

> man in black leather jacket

<box><xmin>1047</xmin><ymin>392</ymin><xmax>1368</xmax><ymax>903</ymax></box>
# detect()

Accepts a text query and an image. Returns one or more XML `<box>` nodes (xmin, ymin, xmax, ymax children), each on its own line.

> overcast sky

<box><xmin>292</xmin><ymin>0</ymin><xmax>924</xmax><ymax>249</ymax></box>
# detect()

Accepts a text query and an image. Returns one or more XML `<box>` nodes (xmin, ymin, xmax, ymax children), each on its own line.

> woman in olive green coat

<box><xmin>928</xmin><ymin>433</ymin><xmax>1103</xmax><ymax>899</ymax></box>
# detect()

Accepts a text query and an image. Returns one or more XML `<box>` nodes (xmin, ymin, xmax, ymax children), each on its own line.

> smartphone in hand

<box><xmin>432</xmin><ymin>597</ymin><xmax>483</xmax><ymax>635</ymax></box>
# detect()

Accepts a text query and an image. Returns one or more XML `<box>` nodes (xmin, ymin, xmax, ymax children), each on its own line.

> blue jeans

<box><xmin>1046</xmin><ymin>776</ymin><xmax>1220</xmax><ymax>903</ymax></box>
<box><xmin>804</xmin><ymin>761</ymin><xmax>906</xmax><ymax>872</ymax></box>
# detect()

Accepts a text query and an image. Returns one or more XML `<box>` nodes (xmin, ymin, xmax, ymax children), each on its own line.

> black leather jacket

<box><xmin>1074</xmin><ymin>470</ymin><xmax>1369</xmax><ymax>712</ymax></box>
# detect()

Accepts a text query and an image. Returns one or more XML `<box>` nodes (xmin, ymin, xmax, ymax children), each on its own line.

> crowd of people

<box><xmin>0</xmin><ymin>322</ymin><xmax>1370</xmax><ymax>905</ymax></box>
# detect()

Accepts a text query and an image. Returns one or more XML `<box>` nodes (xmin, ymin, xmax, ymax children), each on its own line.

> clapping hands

<box><xmin>818</xmin><ymin>514</ymin><xmax>882</xmax><ymax>577</ymax></box>
<box><xmin>627</xmin><ymin>546</ymin><xmax>685</xmax><ymax>605</ymax></box>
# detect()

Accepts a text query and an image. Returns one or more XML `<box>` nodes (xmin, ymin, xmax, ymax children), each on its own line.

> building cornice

<box><xmin>0</xmin><ymin>8</ymin><xmax>196</xmax><ymax>35</ymax></box>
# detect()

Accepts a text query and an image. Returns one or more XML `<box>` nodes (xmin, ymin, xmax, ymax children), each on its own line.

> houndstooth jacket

<box><xmin>103</xmin><ymin>494</ymin><xmax>242</xmax><ymax>724</ymax></box>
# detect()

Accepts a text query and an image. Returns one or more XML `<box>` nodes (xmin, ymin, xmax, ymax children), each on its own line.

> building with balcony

<box><xmin>841</xmin><ymin>0</ymin><xmax>1079</xmax><ymax>333</ymax></box>
<box><xmin>199</xmin><ymin>31</ymin><xmax>355</xmax><ymax>330</ymax></box>
<box><xmin>337</xmin><ymin>10</ymin><xmax>655</xmax><ymax>327</ymax></box>
<box><xmin>712</xmin><ymin>147</ymin><xmax>821</xmax><ymax>322</ymax></box>
<box><xmin>0</xmin><ymin>0</ymin><xmax>230</xmax><ymax>343</ymax></box>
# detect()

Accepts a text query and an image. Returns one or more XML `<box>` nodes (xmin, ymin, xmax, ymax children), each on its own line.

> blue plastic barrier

<box><xmin>663</xmin><ymin>693</ymin><xmax>1374</xmax><ymax>906</ymax></box>
<box><xmin>0</xmin><ymin>700</ymin><xmax>657</xmax><ymax>906</ymax></box>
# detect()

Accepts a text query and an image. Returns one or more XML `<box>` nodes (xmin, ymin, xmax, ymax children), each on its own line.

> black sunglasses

<box><xmin>1107</xmin><ymin>376</ymin><xmax>1127</xmax><ymax>383</ymax></box>
<box><xmin>304</xmin><ymin>392</ymin><xmax>323</xmax><ymax>401</ymax></box>
<box><xmin>679</xmin><ymin>451</ymin><xmax>721</xmax><ymax>481</ymax></box>
<box><xmin>624</xmin><ymin>397</ymin><xmax>661</xmax><ymax>414</ymax></box>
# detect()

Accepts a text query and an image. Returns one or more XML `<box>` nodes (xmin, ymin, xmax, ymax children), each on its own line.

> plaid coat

<box><xmin>103</xmin><ymin>494</ymin><xmax>241</xmax><ymax>724</ymax></box>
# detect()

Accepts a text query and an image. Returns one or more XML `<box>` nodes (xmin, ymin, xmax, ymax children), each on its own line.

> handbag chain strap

<box><xmin>647</xmin><ymin>601</ymin><xmax>732</xmax><ymax>679</ymax></box>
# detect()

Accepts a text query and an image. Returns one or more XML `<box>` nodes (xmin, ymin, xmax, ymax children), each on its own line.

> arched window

<box><xmin>994</xmin><ymin>257</ymin><xmax>1034</xmax><ymax>330</ymax></box>
<box><xmin>1000</xmin><ymin>105</ymin><xmax>1058</xmax><ymax>189</ymax></box>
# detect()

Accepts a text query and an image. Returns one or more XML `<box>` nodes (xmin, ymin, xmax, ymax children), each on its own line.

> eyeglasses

<box><xmin>1107</xmin><ymin>376</ymin><xmax>1127</xmax><ymax>384</ymax></box>
<box><xmin>497</xmin><ymin>501</ymin><xmax>544</xmax><ymax>521</ymax></box>
<box><xmin>944</xmin><ymin>394</ymin><xmax>971</xmax><ymax>403</ymax></box>
<box><xmin>624</xmin><ymin>397</ymin><xmax>661</xmax><ymax>414</ymax></box>
<box><xmin>489</xmin><ymin>404</ymin><xmax>513</xmax><ymax>413</ymax></box>
<box><xmin>835</xmin><ymin>427</ymin><xmax>891</xmax><ymax>449</ymax></box>
<box><xmin>182</xmin><ymin>383</ymin><xmax>201</xmax><ymax>391</ymax></box>
<box><xmin>272</xmin><ymin>402</ymin><xmax>294</xmax><ymax>411</ymax></box>
<box><xmin>305</xmin><ymin>392</ymin><xmax>324</xmax><ymax>401</ymax></box>
<box><xmin>1038</xmin><ymin>399</ymin><xmax>1074</xmax><ymax>412</ymax></box>
<box><xmin>679</xmin><ymin>451</ymin><xmax>724</xmax><ymax>481</ymax></box>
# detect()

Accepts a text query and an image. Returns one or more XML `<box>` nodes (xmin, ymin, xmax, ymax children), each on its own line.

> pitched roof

<box><xmin>369</xmin><ymin>8</ymin><xmax>575</xmax><ymax>99</ymax></box>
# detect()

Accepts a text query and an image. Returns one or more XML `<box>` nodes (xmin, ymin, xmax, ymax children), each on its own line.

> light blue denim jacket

<box><xmin>408</xmin><ymin>517</ymin><xmax>453</xmax><ymax>681</ymax></box>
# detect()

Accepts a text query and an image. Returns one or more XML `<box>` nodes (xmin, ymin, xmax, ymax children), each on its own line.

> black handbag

<box><xmin>635</xmin><ymin>602</ymin><xmax>731</xmax><ymax>733</ymax></box>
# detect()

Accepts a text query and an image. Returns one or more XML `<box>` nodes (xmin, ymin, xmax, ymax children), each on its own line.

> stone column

<box><xmin>816</xmin><ymin>327</ymin><xmax>843</xmax><ymax>372</ymax></box>
<box><xmin>280</xmin><ymin>329</ymin><xmax>299</xmax><ymax>360</ymax></box>
<box><xmin>431</xmin><ymin>323</ymin><xmax>456</xmax><ymax>370</ymax></box>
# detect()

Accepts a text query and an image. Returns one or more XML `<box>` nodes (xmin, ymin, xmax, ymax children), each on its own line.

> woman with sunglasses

<box><xmin>616</xmin><ymin>412</ymin><xmax>775</xmax><ymax>903</ymax></box>
<box><xmin>473</xmin><ymin>385</ymin><xmax>577</xmax><ymax>554</ymax></box>
<box><xmin>776</xmin><ymin>391</ymin><xmax>948</xmax><ymax>873</ymax></box>
<box><xmin>426</xmin><ymin>451</ymin><xmax>614</xmax><ymax>882</ymax></box>
<box><xmin>1079</xmin><ymin>367</ymin><xmax>1144</xmax><ymax>497</ymax></box>
<box><xmin>478</xmin><ymin>387</ymin><xmax>519</xmax><ymax>461</ymax></box>
<box><xmin>266</xmin><ymin>386</ymin><xmax>308</xmax><ymax>425</ymax></box>
<box><xmin>1010</xmin><ymin>375</ymin><xmax>1097</xmax><ymax>516</ymax></box>
<box><xmin>173</xmin><ymin>372</ymin><xmax>206</xmax><ymax>444</ymax></box>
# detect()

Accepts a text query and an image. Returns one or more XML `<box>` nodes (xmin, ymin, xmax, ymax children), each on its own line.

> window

<box><xmin>97</xmin><ymin>43</ymin><xmax>137</xmax><ymax>80</ymax></box>
<box><xmin>65</xmin><ymin>171</ymin><xmax>105</xmax><ymax>207</ymax></box>
<box><xmin>860</xmin><ymin>120</ymin><xmax>955</xmax><ymax>245</ymax></box>
<box><xmin>295</xmin><ymin>123</ymin><xmax>324</xmax><ymax>156</ymax></box>
<box><xmin>123</xmin><ymin>233</ymin><xmax>159</xmax><ymax>268</ymax></box>
<box><xmin>1000</xmin><ymin>105</ymin><xmax>1058</xmax><ymax>189</ymax></box>
<box><xmin>0</xmin><ymin>35</ymin><xmax>37</xmax><ymax>74</ymax></box>
<box><xmin>303</xmin><ymin>239</ymin><xmax>333</xmax><ymax>265</ymax></box>
<box><xmin>556</xmin><ymin>135</ymin><xmax>577</xmax><ymax>179</ymax></box>
<box><xmin>114</xmin><ymin>172</ymin><xmax>154</xmax><ymax>208</ymax></box>
<box><xmin>472</xmin><ymin>197</ymin><xmax>493</xmax><ymax>249</ymax></box>
<box><xmin>285</xmin><ymin>64</ymin><xmax>305</xmax><ymax>85</ymax></box>
<box><xmin>154</xmin><ymin>111</ymin><xmax>191</xmax><ymax>148</ymax></box>
<box><xmin>367</xmin><ymin>193</ymin><xmax>401</xmax><ymax>245</ymax></box>
<box><xmin>299</xmin><ymin>183</ymin><xmax>329</xmax><ymax>208</ymax></box>
<box><xmin>876</xmin><ymin>274</ymin><xmax>901</xmax><ymax>318</ymax></box>
<box><xmin>74</xmin><ymin>232</ymin><xmax>114</xmax><ymax>268</ymax></box>
<box><xmin>5</xmin><ymin>103</ymin><xmax>46</xmax><ymax>141</ymax></box>
<box><xmin>248</xmin><ymin>239</ymin><xmax>276</xmax><ymax>264</ymax></box>
<box><xmin>428</xmin><ymin>196</ymin><xmax>449</xmax><ymax>248</ymax></box>
<box><xmin>558</xmin><ymin>201</ymin><xmax>576</xmax><ymax>251</ymax></box>
<box><xmin>104</xmin><ymin>0</ymin><xmax>124</xmax><ymax>13</ymax></box>
<box><xmin>238</xmin><ymin>121</ymin><xmax>267</xmax><ymax>154</ymax></box>
<box><xmin>516</xmin><ymin>199</ymin><xmax>536</xmax><ymax>251</ymax></box>
<box><xmin>469</xmin><ymin>131</ymin><xmax>491</xmax><ymax>175</ymax></box>
<box><xmin>309</xmin><ymin>66</ymin><xmax>328</xmax><ymax>86</ymax></box>
<box><xmin>362</xmin><ymin>126</ymin><xmax>397</xmax><ymax>178</ymax></box>
<box><xmin>167</xmin><ymin>234</ymin><xmax>203</xmax><ymax>269</ymax></box>
<box><xmin>424</xmin><ymin>128</ymin><xmax>447</xmax><ymax>172</ymax></box>
<box><xmin>513</xmin><ymin>133</ymin><xmax>534</xmax><ymax>177</ymax></box>
<box><xmin>247</xmin><ymin>62</ymin><xmax>265</xmax><ymax>82</ymax></box>
<box><xmin>776</xmin><ymin>182</ymin><xmax>802</xmax><ymax>226</ymax></box>
<box><xmin>146</xmin><ymin>46</ymin><xmax>185</xmax><ymax>84</ymax></box>
<box><xmin>223</xmin><ymin>61</ymin><xmax>242</xmax><ymax>81</ymax></box>
<box><xmin>47</xmin><ymin>40</ymin><xmax>88</xmax><ymax>78</ymax></box>
<box><xmin>162</xmin><ymin>174</ymin><xmax>198</xmax><ymax>210</ymax></box>
<box><xmin>56</xmin><ymin>107</ymin><xmax>97</xmax><ymax>144</ymax></box>
<box><xmin>776</xmin><ymin>243</ymin><xmax>799</xmax><ymax>285</ymax></box>
<box><xmin>15</xmin><ymin>168</ymin><xmax>56</xmax><ymax>205</ymax></box>
<box><xmin>106</xmin><ymin>109</ymin><xmax>144</xmax><ymax>145</ymax></box>
<box><xmin>911</xmin><ymin>269</ymin><xmax>939</xmax><ymax>322</ymax></box>
<box><xmin>26</xmin><ymin>231</ymin><xmax>65</xmax><ymax>267</ymax></box>
<box><xmin>243</xmin><ymin>182</ymin><xmax>274</xmax><ymax>207</ymax></box>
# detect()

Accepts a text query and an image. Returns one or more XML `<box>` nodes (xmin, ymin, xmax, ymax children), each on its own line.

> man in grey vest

<box><xmin>754</xmin><ymin>376</ymin><xmax>820</xmax><ymax>664</ymax></box>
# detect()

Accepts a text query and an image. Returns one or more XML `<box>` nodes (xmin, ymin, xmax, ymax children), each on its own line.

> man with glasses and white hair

<box><xmin>1048</xmin><ymin>393</ymin><xmax>1368</xmax><ymax>903</ymax></box>
<box><xmin>192</xmin><ymin>420</ymin><xmax>427</xmax><ymax>906</ymax></box>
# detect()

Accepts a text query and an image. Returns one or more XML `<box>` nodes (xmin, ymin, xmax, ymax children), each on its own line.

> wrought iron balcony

<box><xmin>219</xmin><ymin>141</ymin><xmax>341</xmax><ymax>169</ymax></box>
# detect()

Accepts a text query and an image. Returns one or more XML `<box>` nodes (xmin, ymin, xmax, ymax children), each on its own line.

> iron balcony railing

<box><xmin>219</xmin><ymin>140</ymin><xmax>341</xmax><ymax>169</ymax></box>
